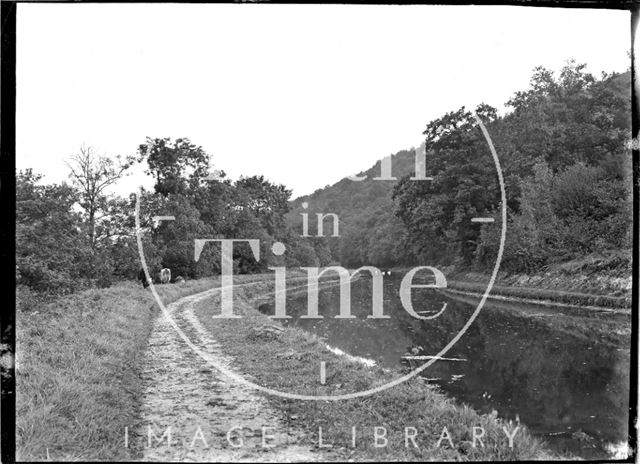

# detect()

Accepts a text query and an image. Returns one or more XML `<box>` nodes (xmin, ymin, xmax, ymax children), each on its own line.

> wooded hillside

<box><xmin>288</xmin><ymin>61</ymin><xmax>632</xmax><ymax>273</ymax></box>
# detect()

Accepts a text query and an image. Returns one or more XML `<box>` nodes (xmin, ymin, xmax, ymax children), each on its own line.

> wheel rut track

<box><xmin>135</xmin><ymin>281</ymin><xmax>325</xmax><ymax>462</ymax></box>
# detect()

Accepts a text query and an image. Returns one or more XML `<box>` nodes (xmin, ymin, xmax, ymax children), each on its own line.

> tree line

<box><xmin>290</xmin><ymin>60</ymin><xmax>632</xmax><ymax>274</ymax></box>
<box><xmin>16</xmin><ymin>139</ymin><xmax>319</xmax><ymax>294</ymax></box>
<box><xmin>16</xmin><ymin>60</ymin><xmax>633</xmax><ymax>296</ymax></box>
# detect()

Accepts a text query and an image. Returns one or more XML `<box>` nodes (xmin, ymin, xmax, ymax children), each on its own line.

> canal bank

<box><xmin>247</xmin><ymin>274</ymin><xmax>631</xmax><ymax>460</ymax></box>
<box><xmin>185</xmin><ymin>278</ymin><xmax>553</xmax><ymax>461</ymax></box>
<box><xmin>441</xmin><ymin>284</ymin><xmax>631</xmax><ymax>312</ymax></box>
<box><xmin>440</xmin><ymin>251</ymin><xmax>633</xmax><ymax>310</ymax></box>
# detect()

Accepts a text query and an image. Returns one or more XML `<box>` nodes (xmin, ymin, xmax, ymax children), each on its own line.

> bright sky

<box><xmin>16</xmin><ymin>4</ymin><xmax>630</xmax><ymax>198</ymax></box>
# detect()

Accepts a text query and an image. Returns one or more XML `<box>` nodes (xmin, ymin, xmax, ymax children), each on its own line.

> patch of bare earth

<box><xmin>135</xmin><ymin>288</ymin><xmax>323</xmax><ymax>462</ymax></box>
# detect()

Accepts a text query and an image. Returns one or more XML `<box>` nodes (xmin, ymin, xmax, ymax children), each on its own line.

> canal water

<box><xmin>257</xmin><ymin>273</ymin><xmax>631</xmax><ymax>459</ymax></box>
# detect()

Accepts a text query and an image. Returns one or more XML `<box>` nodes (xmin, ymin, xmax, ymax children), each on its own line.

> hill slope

<box><xmin>286</xmin><ymin>66</ymin><xmax>631</xmax><ymax>273</ymax></box>
<box><xmin>287</xmin><ymin>148</ymin><xmax>420</xmax><ymax>268</ymax></box>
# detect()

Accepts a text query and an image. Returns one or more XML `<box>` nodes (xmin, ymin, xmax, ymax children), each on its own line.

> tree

<box><xmin>235</xmin><ymin>175</ymin><xmax>291</xmax><ymax>237</ymax></box>
<box><xmin>393</xmin><ymin>63</ymin><xmax>631</xmax><ymax>271</ymax></box>
<box><xmin>66</xmin><ymin>145</ymin><xmax>134</xmax><ymax>248</ymax></box>
<box><xmin>138</xmin><ymin>137</ymin><xmax>210</xmax><ymax>196</ymax></box>
<box><xmin>393</xmin><ymin>104</ymin><xmax>500</xmax><ymax>265</ymax></box>
<box><xmin>503</xmin><ymin>60</ymin><xmax>628</xmax><ymax>171</ymax></box>
<box><xmin>16</xmin><ymin>170</ymin><xmax>114</xmax><ymax>292</ymax></box>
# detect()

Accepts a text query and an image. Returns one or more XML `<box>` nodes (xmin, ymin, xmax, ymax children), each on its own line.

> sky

<box><xmin>16</xmin><ymin>4</ymin><xmax>631</xmax><ymax>198</ymax></box>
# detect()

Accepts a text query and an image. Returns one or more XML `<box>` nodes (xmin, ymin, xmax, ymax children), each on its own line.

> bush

<box><xmin>475</xmin><ymin>160</ymin><xmax>632</xmax><ymax>273</ymax></box>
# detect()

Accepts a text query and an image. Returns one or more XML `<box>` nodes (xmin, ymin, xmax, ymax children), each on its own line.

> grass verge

<box><xmin>193</xmin><ymin>281</ymin><xmax>556</xmax><ymax>461</ymax></box>
<box><xmin>15</xmin><ymin>278</ymin><xmax>227</xmax><ymax>461</ymax></box>
<box><xmin>445</xmin><ymin>280</ymin><xmax>631</xmax><ymax>310</ymax></box>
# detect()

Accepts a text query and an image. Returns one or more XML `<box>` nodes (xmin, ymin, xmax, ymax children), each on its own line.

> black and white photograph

<box><xmin>3</xmin><ymin>1</ymin><xmax>638</xmax><ymax>462</ymax></box>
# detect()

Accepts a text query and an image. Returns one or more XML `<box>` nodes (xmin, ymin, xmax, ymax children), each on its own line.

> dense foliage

<box><xmin>16</xmin><ymin>138</ymin><xmax>317</xmax><ymax>294</ymax></box>
<box><xmin>290</xmin><ymin>61</ymin><xmax>632</xmax><ymax>273</ymax></box>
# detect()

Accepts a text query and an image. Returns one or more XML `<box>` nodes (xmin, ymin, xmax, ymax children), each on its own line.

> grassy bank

<box><xmin>444</xmin><ymin>280</ymin><xmax>631</xmax><ymax>310</ymax></box>
<box><xmin>15</xmin><ymin>278</ymin><xmax>229</xmax><ymax>461</ymax></box>
<box><xmin>434</xmin><ymin>250</ymin><xmax>633</xmax><ymax>310</ymax></box>
<box><xmin>192</xmin><ymin>281</ymin><xmax>555</xmax><ymax>461</ymax></box>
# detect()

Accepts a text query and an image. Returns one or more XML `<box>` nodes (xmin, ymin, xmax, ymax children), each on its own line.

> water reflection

<box><xmin>257</xmin><ymin>274</ymin><xmax>630</xmax><ymax>459</ymax></box>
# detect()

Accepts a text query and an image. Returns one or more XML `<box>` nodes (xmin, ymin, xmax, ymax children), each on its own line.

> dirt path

<box><xmin>135</xmin><ymin>287</ymin><xmax>322</xmax><ymax>462</ymax></box>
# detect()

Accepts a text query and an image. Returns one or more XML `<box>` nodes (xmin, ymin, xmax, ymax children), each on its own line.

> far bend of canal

<box><xmin>256</xmin><ymin>273</ymin><xmax>631</xmax><ymax>460</ymax></box>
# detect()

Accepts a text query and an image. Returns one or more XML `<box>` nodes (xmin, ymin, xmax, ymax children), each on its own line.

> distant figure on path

<box><xmin>138</xmin><ymin>268</ymin><xmax>151</xmax><ymax>288</ymax></box>
<box><xmin>160</xmin><ymin>268</ymin><xmax>171</xmax><ymax>284</ymax></box>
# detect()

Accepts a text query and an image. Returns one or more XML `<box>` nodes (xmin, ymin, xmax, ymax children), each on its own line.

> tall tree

<box><xmin>66</xmin><ymin>145</ymin><xmax>134</xmax><ymax>248</ymax></box>
<box><xmin>16</xmin><ymin>170</ymin><xmax>108</xmax><ymax>292</ymax></box>
<box><xmin>393</xmin><ymin>104</ymin><xmax>500</xmax><ymax>265</ymax></box>
<box><xmin>235</xmin><ymin>175</ymin><xmax>291</xmax><ymax>237</ymax></box>
<box><xmin>138</xmin><ymin>137</ymin><xmax>210</xmax><ymax>196</ymax></box>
